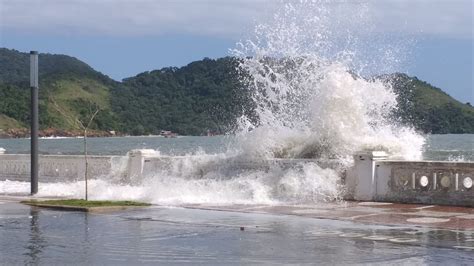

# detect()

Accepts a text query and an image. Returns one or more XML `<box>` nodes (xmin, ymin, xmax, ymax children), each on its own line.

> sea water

<box><xmin>0</xmin><ymin>135</ymin><xmax>472</xmax><ymax>161</ymax></box>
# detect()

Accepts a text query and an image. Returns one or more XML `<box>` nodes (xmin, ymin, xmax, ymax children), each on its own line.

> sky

<box><xmin>0</xmin><ymin>0</ymin><xmax>472</xmax><ymax>103</ymax></box>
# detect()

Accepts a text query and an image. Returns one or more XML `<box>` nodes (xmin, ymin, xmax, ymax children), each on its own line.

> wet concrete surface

<box><xmin>184</xmin><ymin>201</ymin><xmax>474</xmax><ymax>231</ymax></box>
<box><xmin>0</xmin><ymin>196</ymin><xmax>473</xmax><ymax>264</ymax></box>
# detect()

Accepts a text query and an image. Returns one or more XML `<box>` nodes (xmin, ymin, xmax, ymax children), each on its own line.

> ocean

<box><xmin>0</xmin><ymin>134</ymin><xmax>472</xmax><ymax>161</ymax></box>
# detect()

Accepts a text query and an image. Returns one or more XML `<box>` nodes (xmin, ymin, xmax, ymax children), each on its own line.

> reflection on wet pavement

<box><xmin>0</xmin><ymin>200</ymin><xmax>473</xmax><ymax>265</ymax></box>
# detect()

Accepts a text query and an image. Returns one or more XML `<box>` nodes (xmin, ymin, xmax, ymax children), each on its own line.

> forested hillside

<box><xmin>0</xmin><ymin>48</ymin><xmax>118</xmax><ymax>135</ymax></box>
<box><xmin>111</xmin><ymin>57</ymin><xmax>252</xmax><ymax>135</ymax></box>
<box><xmin>386</xmin><ymin>73</ymin><xmax>474</xmax><ymax>134</ymax></box>
<box><xmin>0</xmin><ymin>48</ymin><xmax>472</xmax><ymax>136</ymax></box>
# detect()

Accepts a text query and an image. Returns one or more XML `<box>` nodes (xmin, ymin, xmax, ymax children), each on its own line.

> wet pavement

<box><xmin>185</xmin><ymin>201</ymin><xmax>474</xmax><ymax>231</ymax></box>
<box><xmin>0</xmin><ymin>196</ymin><xmax>473</xmax><ymax>264</ymax></box>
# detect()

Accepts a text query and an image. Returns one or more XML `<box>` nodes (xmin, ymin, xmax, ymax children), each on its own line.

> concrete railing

<box><xmin>134</xmin><ymin>152</ymin><xmax>345</xmax><ymax>184</ymax></box>
<box><xmin>1</xmin><ymin>149</ymin><xmax>473</xmax><ymax>206</ymax></box>
<box><xmin>345</xmin><ymin>151</ymin><xmax>474</xmax><ymax>207</ymax></box>
<box><xmin>0</xmin><ymin>154</ymin><xmax>127</xmax><ymax>183</ymax></box>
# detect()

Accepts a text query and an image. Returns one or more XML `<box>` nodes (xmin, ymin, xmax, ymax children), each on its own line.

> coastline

<box><xmin>0</xmin><ymin>128</ymin><xmax>218</xmax><ymax>139</ymax></box>
<box><xmin>0</xmin><ymin>128</ymin><xmax>119</xmax><ymax>139</ymax></box>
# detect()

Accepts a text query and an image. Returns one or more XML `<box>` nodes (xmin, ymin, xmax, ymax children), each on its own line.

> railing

<box><xmin>1</xmin><ymin>149</ymin><xmax>473</xmax><ymax>206</ymax></box>
<box><xmin>345</xmin><ymin>151</ymin><xmax>474</xmax><ymax>207</ymax></box>
<box><xmin>0</xmin><ymin>154</ymin><xmax>126</xmax><ymax>183</ymax></box>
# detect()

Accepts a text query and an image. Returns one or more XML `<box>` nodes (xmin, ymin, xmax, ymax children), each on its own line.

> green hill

<box><xmin>0</xmin><ymin>48</ymin><xmax>472</xmax><ymax>136</ymax></box>
<box><xmin>384</xmin><ymin>73</ymin><xmax>474</xmax><ymax>134</ymax></box>
<box><xmin>112</xmin><ymin>57</ymin><xmax>251</xmax><ymax>135</ymax></box>
<box><xmin>0</xmin><ymin>48</ymin><xmax>118</xmax><ymax>134</ymax></box>
<box><xmin>0</xmin><ymin>48</ymin><xmax>111</xmax><ymax>84</ymax></box>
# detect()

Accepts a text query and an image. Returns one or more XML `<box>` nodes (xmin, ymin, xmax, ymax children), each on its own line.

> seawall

<box><xmin>0</xmin><ymin>150</ymin><xmax>473</xmax><ymax>206</ymax></box>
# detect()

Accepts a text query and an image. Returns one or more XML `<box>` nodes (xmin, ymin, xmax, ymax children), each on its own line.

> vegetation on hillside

<box><xmin>385</xmin><ymin>73</ymin><xmax>474</xmax><ymax>134</ymax></box>
<box><xmin>112</xmin><ymin>57</ymin><xmax>253</xmax><ymax>135</ymax></box>
<box><xmin>0</xmin><ymin>48</ymin><xmax>118</xmax><ymax>134</ymax></box>
<box><xmin>0</xmin><ymin>48</ymin><xmax>111</xmax><ymax>84</ymax></box>
<box><xmin>0</xmin><ymin>48</ymin><xmax>472</xmax><ymax>136</ymax></box>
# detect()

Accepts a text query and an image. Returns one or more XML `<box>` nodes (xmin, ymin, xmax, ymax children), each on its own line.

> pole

<box><xmin>30</xmin><ymin>51</ymin><xmax>39</xmax><ymax>195</ymax></box>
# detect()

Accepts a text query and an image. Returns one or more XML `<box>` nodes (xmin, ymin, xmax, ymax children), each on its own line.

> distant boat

<box><xmin>160</xmin><ymin>130</ymin><xmax>178</xmax><ymax>138</ymax></box>
<box><xmin>206</xmin><ymin>130</ymin><xmax>218</xmax><ymax>136</ymax></box>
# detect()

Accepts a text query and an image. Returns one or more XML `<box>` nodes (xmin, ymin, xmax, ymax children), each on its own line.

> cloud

<box><xmin>0</xmin><ymin>0</ymin><xmax>277</xmax><ymax>38</ymax></box>
<box><xmin>0</xmin><ymin>0</ymin><xmax>471</xmax><ymax>39</ymax></box>
<box><xmin>369</xmin><ymin>0</ymin><xmax>472</xmax><ymax>38</ymax></box>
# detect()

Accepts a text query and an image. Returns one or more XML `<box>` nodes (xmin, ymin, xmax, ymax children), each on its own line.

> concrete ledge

<box><xmin>21</xmin><ymin>200</ymin><xmax>151</xmax><ymax>212</ymax></box>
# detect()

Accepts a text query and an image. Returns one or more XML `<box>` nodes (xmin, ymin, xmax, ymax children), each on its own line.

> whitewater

<box><xmin>0</xmin><ymin>1</ymin><xmax>425</xmax><ymax>205</ymax></box>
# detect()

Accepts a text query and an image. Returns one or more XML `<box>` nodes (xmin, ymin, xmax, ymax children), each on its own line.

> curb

<box><xmin>21</xmin><ymin>202</ymin><xmax>150</xmax><ymax>212</ymax></box>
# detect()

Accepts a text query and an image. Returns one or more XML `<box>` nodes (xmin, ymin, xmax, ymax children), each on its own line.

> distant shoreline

<box><xmin>0</xmin><ymin>128</ymin><xmax>226</xmax><ymax>139</ymax></box>
<box><xmin>0</xmin><ymin>128</ymin><xmax>117</xmax><ymax>139</ymax></box>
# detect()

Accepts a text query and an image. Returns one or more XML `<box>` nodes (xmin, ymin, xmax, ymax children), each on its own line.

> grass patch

<box><xmin>22</xmin><ymin>199</ymin><xmax>151</xmax><ymax>207</ymax></box>
<box><xmin>0</xmin><ymin>114</ymin><xmax>23</xmax><ymax>130</ymax></box>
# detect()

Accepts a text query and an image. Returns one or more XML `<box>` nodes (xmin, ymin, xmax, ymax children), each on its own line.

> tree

<box><xmin>49</xmin><ymin>96</ymin><xmax>100</xmax><ymax>200</ymax></box>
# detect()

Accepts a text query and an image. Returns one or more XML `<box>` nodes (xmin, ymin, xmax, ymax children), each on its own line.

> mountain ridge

<box><xmin>0</xmin><ymin>48</ymin><xmax>472</xmax><ymax>136</ymax></box>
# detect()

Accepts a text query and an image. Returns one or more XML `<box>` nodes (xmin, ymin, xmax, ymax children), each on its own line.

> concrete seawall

<box><xmin>0</xmin><ymin>154</ymin><xmax>127</xmax><ymax>183</ymax></box>
<box><xmin>345</xmin><ymin>152</ymin><xmax>474</xmax><ymax>207</ymax></box>
<box><xmin>1</xmin><ymin>150</ymin><xmax>473</xmax><ymax>206</ymax></box>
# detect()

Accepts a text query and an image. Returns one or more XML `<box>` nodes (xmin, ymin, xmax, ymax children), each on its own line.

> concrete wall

<box><xmin>0</xmin><ymin>154</ymin><xmax>127</xmax><ymax>183</ymax></box>
<box><xmin>131</xmin><ymin>151</ymin><xmax>331</xmax><ymax>184</ymax></box>
<box><xmin>345</xmin><ymin>152</ymin><xmax>474</xmax><ymax>207</ymax></box>
<box><xmin>0</xmin><ymin>150</ymin><xmax>343</xmax><ymax>184</ymax></box>
<box><xmin>137</xmin><ymin>155</ymin><xmax>344</xmax><ymax>184</ymax></box>
<box><xmin>374</xmin><ymin>160</ymin><xmax>473</xmax><ymax>206</ymax></box>
<box><xmin>1</xmin><ymin>149</ymin><xmax>473</xmax><ymax>206</ymax></box>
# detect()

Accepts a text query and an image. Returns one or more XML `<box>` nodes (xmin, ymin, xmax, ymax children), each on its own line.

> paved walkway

<box><xmin>2</xmin><ymin>195</ymin><xmax>473</xmax><ymax>231</ymax></box>
<box><xmin>184</xmin><ymin>201</ymin><xmax>474</xmax><ymax>231</ymax></box>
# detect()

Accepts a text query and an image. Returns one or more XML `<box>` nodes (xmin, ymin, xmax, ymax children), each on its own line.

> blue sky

<box><xmin>0</xmin><ymin>0</ymin><xmax>472</xmax><ymax>103</ymax></box>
